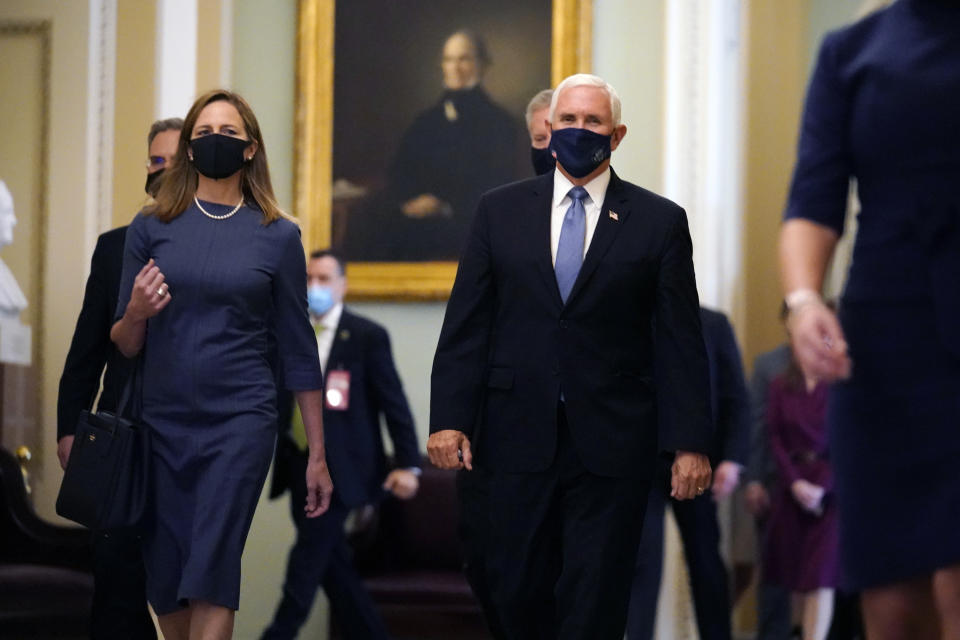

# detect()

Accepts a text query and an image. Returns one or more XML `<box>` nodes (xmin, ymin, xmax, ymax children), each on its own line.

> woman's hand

<box><xmin>383</xmin><ymin>469</ymin><xmax>419</xmax><ymax>500</ymax></box>
<box><xmin>304</xmin><ymin>458</ymin><xmax>333</xmax><ymax>518</ymax></box>
<box><xmin>791</xmin><ymin>478</ymin><xmax>825</xmax><ymax>514</ymax></box>
<box><xmin>126</xmin><ymin>259</ymin><xmax>171</xmax><ymax>322</ymax></box>
<box><xmin>788</xmin><ymin>301</ymin><xmax>851</xmax><ymax>382</ymax></box>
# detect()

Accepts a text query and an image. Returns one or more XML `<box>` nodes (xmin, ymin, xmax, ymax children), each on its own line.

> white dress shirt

<box><xmin>550</xmin><ymin>166</ymin><xmax>612</xmax><ymax>265</ymax></box>
<box><xmin>312</xmin><ymin>302</ymin><xmax>343</xmax><ymax>373</ymax></box>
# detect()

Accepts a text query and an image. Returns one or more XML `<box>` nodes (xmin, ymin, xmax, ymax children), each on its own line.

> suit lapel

<box><xmin>325</xmin><ymin>310</ymin><xmax>351</xmax><ymax>374</ymax></box>
<box><xmin>565</xmin><ymin>169</ymin><xmax>631</xmax><ymax>306</ymax></box>
<box><xmin>528</xmin><ymin>174</ymin><xmax>564</xmax><ymax>307</ymax></box>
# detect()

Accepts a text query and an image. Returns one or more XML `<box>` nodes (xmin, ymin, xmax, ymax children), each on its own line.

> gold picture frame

<box><xmin>294</xmin><ymin>0</ymin><xmax>592</xmax><ymax>300</ymax></box>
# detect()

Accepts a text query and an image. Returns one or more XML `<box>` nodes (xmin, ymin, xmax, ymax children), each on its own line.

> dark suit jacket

<box><xmin>699</xmin><ymin>307</ymin><xmax>750</xmax><ymax>466</ymax></box>
<box><xmin>744</xmin><ymin>343</ymin><xmax>791</xmax><ymax>488</ymax></box>
<box><xmin>57</xmin><ymin>226</ymin><xmax>135</xmax><ymax>440</ymax></box>
<box><xmin>430</xmin><ymin>170</ymin><xmax>713</xmax><ymax>478</ymax></box>
<box><xmin>271</xmin><ymin>309</ymin><xmax>420</xmax><ymax>508</ymax></box>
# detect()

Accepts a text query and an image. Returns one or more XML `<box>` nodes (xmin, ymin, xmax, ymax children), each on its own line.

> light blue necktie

<box><xmin>555</xmin><ymin>186</ymin><xmax>589</xmax><ymax>303</ymax></box>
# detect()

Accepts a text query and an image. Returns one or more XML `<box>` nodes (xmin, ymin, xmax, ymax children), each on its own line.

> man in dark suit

<box><xmin>56</xmin><ymin>117</ymin><xmax>182</xmax><ymax>639</ymax></box>
<box><xmin>456</xmin><ymin>87</ymin><xmax>557</xmax><ymax>640</ymax></box>
<box><xmin>745</xmin><ymin>331</ymin><xmax>793</xmax><ymax>640</ymax></box>
<box><xmin>428</xmin><ymin>73</ymin><xmax>714</xmax><ymax>640</ymax></box>
<box><xmin>627</xmin><ymin>306</ymin><xmax>750</xmax><ymax>639</ymax></box>
<box><xmin>261</xmin><ymin>249</ymin><xmax>421</xmax><ymax>640</ymax></box>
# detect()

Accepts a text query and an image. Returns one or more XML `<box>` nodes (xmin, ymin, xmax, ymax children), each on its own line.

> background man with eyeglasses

<box><xmin>56</xmin><ymin>117</ymin><xmax>182</xmax><ymax>639</ymax></box>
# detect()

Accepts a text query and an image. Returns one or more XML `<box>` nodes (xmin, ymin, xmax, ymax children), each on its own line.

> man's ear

<box><xmin>610</xmin><ymin>124</ymin><xmax>627</xmax><ymax>151</ymax></box>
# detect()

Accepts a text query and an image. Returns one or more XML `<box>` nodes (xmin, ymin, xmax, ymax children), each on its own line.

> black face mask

<box><xmin>549</xmin><ymin>127</ymin><xmax>612</xmax><ymax>178</ymax></box>
<box><xmin>530</xmin><ymin>146</ymin><xmax>556</xmax><ymax>176</ymax></box>
<box><xmin>190</xmin><ymin>134</ymin><xmax>251</xmax><ymax>180</ymax></box>
<box><xmin>145</xmin><ymin>168</ymin><xmax>165</xmax><ymax>196</ymax></box>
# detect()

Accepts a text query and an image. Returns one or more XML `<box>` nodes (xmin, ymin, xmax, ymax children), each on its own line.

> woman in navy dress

<box><xmin>778</xmin><ymin>1</ymin><xmax>960</xmax><ymax>638</ymax></box>
<box><xmin>111</xmin><ymin>90</ymin><xmax>333</xmax><ymax>639</ymax></box>
<box><xmin>763</xmin><ymin>357</ymin><xmax>838</xmax><ymax>640</ymax></box>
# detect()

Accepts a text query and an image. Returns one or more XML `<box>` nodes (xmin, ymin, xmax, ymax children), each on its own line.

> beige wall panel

<box><xmin>0</xmin><ymin>0</ymin><xmax>91</xmax><ymax>521</ymax></box>
<box><xmin>196</xmin><ymin>0</ymin><xmax>223</xmax><ymax>95</ymax></box>
<box><xmin>592</xmin><ymin>0</ymin><xmax>665</xmax><ymax>192</ymax></box>
<box><xmin>113</xmin><ymin>0</ymin><xmax>158</xmax><ymax>226</ymax></box>
<box><xmin>740</xmin><ymin>0</ymin><xmax>809</xmax><ymax>366</ymax></box>
<box><xmin>0</xmin><ymin>26</ymin><xmax>47</xmax><ymax>462</ymax></box>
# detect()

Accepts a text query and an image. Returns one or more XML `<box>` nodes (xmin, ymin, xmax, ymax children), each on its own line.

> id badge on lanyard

<box><xmin>325</xmin><ymin>369</ymin><xmax>350</xmax><ymax>411</ymax></box>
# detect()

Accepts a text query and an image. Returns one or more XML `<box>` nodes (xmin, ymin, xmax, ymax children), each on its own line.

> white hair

<box><xmin>548</xmin><ymin>73</ymin><xmax>622</xmax><ymax>127</ymax></box>
<box><xmin>525</xmin><ymin>89</ymin><xmax>553</xmax><ymax>127</ymax></box>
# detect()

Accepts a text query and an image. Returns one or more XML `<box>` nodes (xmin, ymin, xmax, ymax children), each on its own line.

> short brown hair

<box><xmin>146</xmin><ymin>90</ymin><xmax>288</xmax><ymax>225</ymax></box>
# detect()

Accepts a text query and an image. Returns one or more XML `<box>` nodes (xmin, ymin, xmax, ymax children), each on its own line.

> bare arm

<box><xmin>110</xmin><ymin>259</ymin><xmax>170</xmax><ymax>357</ymax></box>
<box><xmin>778</xmin><ymin>219</ymin><xmax>851</xmax><ymax>381</ymax></box>
<box><xmin>779</xmin><ymin>218</ymin><xmax>838</xmax><ymax>294</ymax></box>
<box><xmin>297</xmin><ymin>389</ymin><xmax>333</xmax><ymax>517</ymax></box>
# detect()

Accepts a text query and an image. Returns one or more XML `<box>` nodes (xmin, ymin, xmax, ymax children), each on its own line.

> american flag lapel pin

<box><xmin>608</xmin><ymin>210</ymin><xmax>619</xmax><ymax>221</ymax></box>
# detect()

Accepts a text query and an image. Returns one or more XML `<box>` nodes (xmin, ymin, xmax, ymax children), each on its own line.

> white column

<box><xmin>85</xmin><ymin>0</ymin><xmax>117</xmax><ymax>252</ymax></box>
<box><xmin>662</xmin><ymin>0</ymin><xmax>744</xmax><ymax>317</ymax></box>
<box><xmin>155</xmin><ymin>0</ymin><xmax>197</xmax><ymax>119</ymax></box>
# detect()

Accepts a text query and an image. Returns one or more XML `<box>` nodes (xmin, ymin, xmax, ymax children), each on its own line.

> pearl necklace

<box><xmin>194</xmin><ymin>195</ymin><xmax>243</xmax><ymax>220</ymax></box>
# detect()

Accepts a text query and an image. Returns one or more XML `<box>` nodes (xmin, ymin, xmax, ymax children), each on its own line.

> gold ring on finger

<box><xmin>157</xmin><ymin>286</ymin><xmax>166</xmax><ymax>297</ymax></box>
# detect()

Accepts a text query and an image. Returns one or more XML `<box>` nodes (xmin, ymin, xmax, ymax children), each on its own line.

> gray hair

<box><xmin>147</xmin><ymin>117</ymin><xmax>184</xmax><ymax>147</ymax></box>
<box><xmin>549</xmin><ymin>74</ymin><xmax>622</xmax><ymax>128</ymax></box>
<box><xmin>525</xmin><ymin>89</ymin><xmax>553</xmax><ymax>127</ymax></box>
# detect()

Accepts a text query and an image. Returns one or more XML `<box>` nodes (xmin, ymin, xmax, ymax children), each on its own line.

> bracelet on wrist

<box><xmin>784</xmin><ymin>288</ymin><xmax>823</xmax><ymax>314</ymax></box>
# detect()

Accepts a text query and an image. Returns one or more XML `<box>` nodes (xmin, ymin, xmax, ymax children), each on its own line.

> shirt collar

<box><xmin>552</xmin><ymin>165</ymin><xmax>612</xmax><ymax>208</ymax></box>
<box><xmin>312</xmin><ymin>302</ymin><xmax>343</xmax><ymax>333</ymax></box>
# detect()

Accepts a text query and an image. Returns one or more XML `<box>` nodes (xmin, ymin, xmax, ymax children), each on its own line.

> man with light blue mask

<box><xmin>262</xmin><ymin>249</ymin><xmax>421</xmax><ymax>640</ymax></box>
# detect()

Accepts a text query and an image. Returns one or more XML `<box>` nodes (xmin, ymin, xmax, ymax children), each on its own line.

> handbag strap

<box><xmin>115</xmin><ymin>322</ymin><xmax>150</xmax><ymax>422</ymax></box>
<box><xmin>115</xmin><ymin>351</ymin><xmax>144</xmax><ymax>421</ymax></box>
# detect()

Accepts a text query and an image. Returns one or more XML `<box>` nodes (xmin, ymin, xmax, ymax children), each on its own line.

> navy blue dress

<box><xmin>116</xmin><ymin>201</ymin><xmax>323</xmax><ymax>613</ymax></box>
<box><xmin>784</xmin><ymin>0</ymin><xmax>960</xmax><ymax>589</ymax></box>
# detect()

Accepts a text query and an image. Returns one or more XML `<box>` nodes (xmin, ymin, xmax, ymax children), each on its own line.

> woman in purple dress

<box><xmin>779</xmin><ymin>1</ymin><xmax>960</xmax><ymax>637</ymax></box>
<box><xmin>111</xmin><ymin>90</ymin><xmax>333</xmax><ymax>639</ymax></box>
<box><xmin>763</xmin><ymin>353</ymin><xmax>838</xmax><ymax>640</ymax></box>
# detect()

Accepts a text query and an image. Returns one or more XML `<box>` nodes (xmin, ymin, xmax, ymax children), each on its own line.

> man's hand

<box><xmin>427</xmin><ymin>429</ymin><xmax>472</xmax><ymax>470</ymax></box>
<box><xmin>305</xmin><ymin>458</ymin><xmax>334</xmax><ymax>518</ymax></box>
<box><xmin>711</xmin><ymin>460</ymin><xmax>741</xmax><ymax>500</ymax></box>
<box><xmin>790</xmin><ymin>479</ymin><xmax>825</xmax><ymax>514</ymax></box>
<box><xmin>383</xmin><ymin>469</ymin><xmax>419</xmax><ymax>500</ymax></box>
<box><xmin>788</xmin><ymin>302</ymin><xmax>851</xmax><ymax>382</ymax></box>
<box><xmin>671</xmin><ymin>451</ymin><xmax>712</xmax><ymax>500</ymax></box>
<box><xmin>57</xmin><ymin>436</ymin><xmax>75</xmax><ymax>470</ymax></box>
<box><xmin>744</xmin><ymin>481</ymin><xmax>771</xmax><ymax>518</ymax></box>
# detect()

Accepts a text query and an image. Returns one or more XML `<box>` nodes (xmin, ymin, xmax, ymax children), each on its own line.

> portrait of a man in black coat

<box><xmin>331</xmin><ymin>1</ymin><xmax>550</xmax><ymax>263</ymax></box>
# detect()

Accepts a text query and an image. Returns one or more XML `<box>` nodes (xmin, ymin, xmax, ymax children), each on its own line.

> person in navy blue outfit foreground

<box><xmin>111</xmin><ymin>89</ymin><xmax>332</xmax><ymax>640</ymax></box>
<box><xmin>779</xmin><ymin>1</ymin><xmax>960</xmax><ymax>638</ymax></box>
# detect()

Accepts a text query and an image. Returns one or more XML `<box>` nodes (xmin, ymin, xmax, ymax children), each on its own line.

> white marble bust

<box><xmin>0</xmin><ymin>180</ymin><xmax>28</xmax><ymax>318</ymax></box>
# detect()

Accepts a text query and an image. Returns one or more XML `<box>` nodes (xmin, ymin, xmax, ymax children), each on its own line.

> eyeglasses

<box><xmin>146</xmin><ymin>156</ymin><xmax>169</xmax><ymax>170</ymax></box>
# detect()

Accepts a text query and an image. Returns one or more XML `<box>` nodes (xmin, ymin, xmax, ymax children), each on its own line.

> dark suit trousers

<box><xmin>488</xmin><ymin>405</ymin><xmax>651</xmax><ymax>640</ymax></box>
<box><xmin>261</xmin><ymin>453</ymin><xmax>388</xmax><ymax>640</ymax></box>
<box><xmin>91</xmin><ymin>529</ymin><xmax>156</xmax><ymax>640</ymax></box>
<box><xmin>457</xmin><ymin>465</ymin><xmax>507</xmax><ymax>640</ymax></box>
<box><xmin>627</xmin><ymin>477</ymin><xmax>732</xmax><ymax>640</ymax></box>
<box><xmin>754</xmin><ymin>516</ymin><xmax>792</xmax><ymax>640</ymax></box>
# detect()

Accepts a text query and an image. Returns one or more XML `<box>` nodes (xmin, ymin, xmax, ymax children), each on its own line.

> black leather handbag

<box><xmin>55</xmin><ymin>362</ymin><xmax>150</xmax><ymax>530</ymax></box>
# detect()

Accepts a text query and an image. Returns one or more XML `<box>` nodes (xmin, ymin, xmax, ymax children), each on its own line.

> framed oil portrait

<box><xmin>295</xmin><ymin>0</ymin><xmax>592</xmax><ymax>299</ymax></box>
